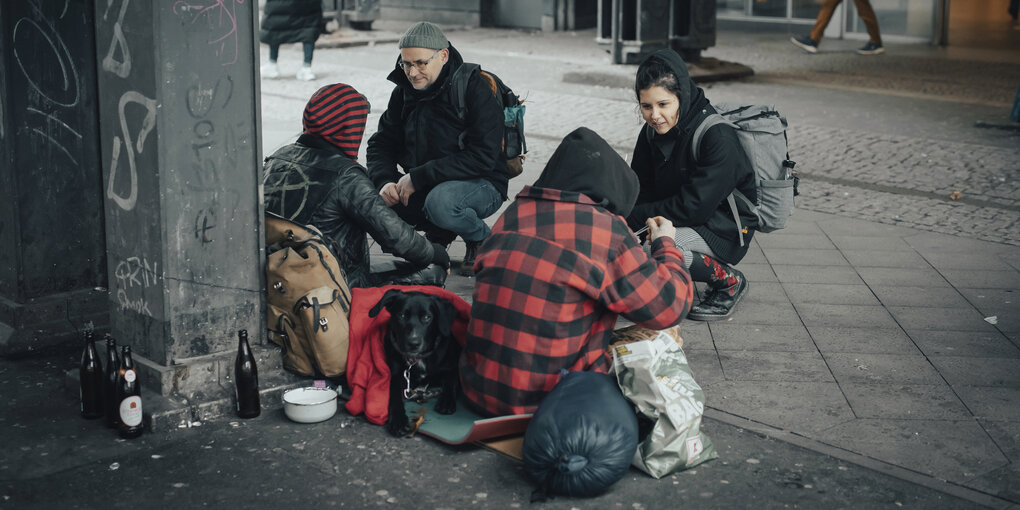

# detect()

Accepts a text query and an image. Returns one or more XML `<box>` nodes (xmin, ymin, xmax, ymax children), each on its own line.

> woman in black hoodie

<box><xmin>627</xmin><ymin>49</ymin><xmax>755</xmax><ymax>321</ymax></box>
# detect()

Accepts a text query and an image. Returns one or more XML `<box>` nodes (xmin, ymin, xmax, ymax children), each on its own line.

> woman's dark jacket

<box><xmin>626</xmin><ymin>49</ymin><xmax>757</xmax><ymax>265</ymax></box>
<box><xmin>263</xmin><ymin>134</ymin><xmax>440</xmax><ymax>288</ymax></box>
<box><xmin>366</xmin><ymin>44</ymin><xmax>510</xmax><ymax>200</ymax></box>
<box><xmin>259</xmin><ymin>0</ymin><xmax>322</xmax><ymax>45</ymax></box>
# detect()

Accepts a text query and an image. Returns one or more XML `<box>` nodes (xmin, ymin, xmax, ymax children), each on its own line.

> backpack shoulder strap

<box><xmin>450</xmin><ymin>62</ymin><xmax>481</xmax><ymax>118</ymax></box>
<box><xmin>690</xmin><ymin>113</ymin><xmax>736</xmax><ymax>162</ymax></box>
<box><xmin>478</xmin><ymin>70</ymin><xmax>499</xmax><ymax>98</ymax></box>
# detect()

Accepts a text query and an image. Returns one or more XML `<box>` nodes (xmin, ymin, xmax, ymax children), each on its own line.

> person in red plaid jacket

<box><xmin>459</xmin><ymin>127</ymin><xmax>695</xmax><ymax>417</ymax></box>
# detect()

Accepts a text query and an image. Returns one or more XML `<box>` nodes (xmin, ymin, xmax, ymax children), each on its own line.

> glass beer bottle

<box><xmin>117</xmin><ymin>345</ymin><xmax>144</xmax><ymax>439</ymax></box>
<box><xmin>79</xmin><ymin>328</ymin><xmax>104</xmax><ymax>419</ymax></box>
<box><xmin>104</xmin><ymin>335</ymin><xmax>120</xmax><ymax>428</ymax></box>
<box><xmin>234</xmin><ymin>329</ymin><xmax>261</xmax><ymax>418</ymax></box>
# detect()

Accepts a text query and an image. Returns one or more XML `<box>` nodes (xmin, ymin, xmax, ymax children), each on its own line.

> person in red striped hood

<box><xmin>459</xmin><ymin>127</ymin><xmax>695</xmax><ymax>417</ymax></box>
<box><xmin>263</xmin><ymin>83</ymin><xmax>451</xmax><ymax>288</ymax></box>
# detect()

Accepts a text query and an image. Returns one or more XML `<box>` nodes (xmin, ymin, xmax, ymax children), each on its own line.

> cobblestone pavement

<box><xmin>261</xmin><ymin>26</ymin><xmax>1020</xmax><ymax>248</ymax></box>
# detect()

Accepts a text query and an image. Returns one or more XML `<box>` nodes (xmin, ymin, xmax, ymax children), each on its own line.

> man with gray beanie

<box><xmin>367</xmin><ymin>21</ymin><xmax>508</xmax><ymax>277</ymax></box>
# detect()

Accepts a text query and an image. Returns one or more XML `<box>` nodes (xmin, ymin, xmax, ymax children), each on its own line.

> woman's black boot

<box><xmin>686</xmin><ymin>253</ymin><xmax>748</xmax><ymax>321</ymax></box>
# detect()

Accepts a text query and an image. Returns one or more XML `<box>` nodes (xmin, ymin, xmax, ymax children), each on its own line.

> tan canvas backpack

<box><xmin>265</xmin><ymin>213</ymin><xmax>352</xmax><ymax>377</ymax></box>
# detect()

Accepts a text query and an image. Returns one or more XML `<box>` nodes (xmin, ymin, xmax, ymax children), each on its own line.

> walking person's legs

<box><xmin>297</xmin><ymin>42</ymin><xmax>316</xmax><ymax>81</ymax></box>
<box><xmin>852</xmin><ymin>0</ymin><xmax>882</xmax><ymax>43</ymax></box>
<box><xmin>792</xmin><ymin>0</ymin><xmax>841</xmax><ymax>53</ymax></box>
<box><xmin>261</xmin><ymin>43</ymin><xmax>281</xmax><ymax>78</ymax></box>
<box><xmin>809</xmin><ymin>0</ymin><xmax>844</xmax><ymax>44</ymax></box>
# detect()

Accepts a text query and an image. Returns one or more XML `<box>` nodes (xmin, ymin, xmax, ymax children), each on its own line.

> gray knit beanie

<box><xmin>398</xmin><ymin>22</ymin><xmax>449</xmax><ymax>50</ymax></box>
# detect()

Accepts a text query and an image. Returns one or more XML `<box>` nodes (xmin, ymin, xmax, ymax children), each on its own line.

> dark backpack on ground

<box><xmin>450</xmin><ymin>63</ymin><xmax>527</xmax><ymax>177</ymax></box>
<box><xmin>265</xmin><ymin>213</ymin><xmax>353</xmax><ymax>378</ymax></box>
<box><xmin>691</xmin><ymin>103</ymin><xmax>799</xmax><ymax>246</ymax></box>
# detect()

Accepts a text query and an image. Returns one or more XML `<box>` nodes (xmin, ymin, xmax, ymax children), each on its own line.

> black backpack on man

<box><xmin>449</xmin><ymin>64</ymin><xmax>527</xmax><ymax>178</ymax></box>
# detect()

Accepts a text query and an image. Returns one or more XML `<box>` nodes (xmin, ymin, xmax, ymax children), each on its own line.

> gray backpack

<box><xmin>692</xmin><ymin>103</ymin><xmax>798</xmax><ymax>246</ymax></box>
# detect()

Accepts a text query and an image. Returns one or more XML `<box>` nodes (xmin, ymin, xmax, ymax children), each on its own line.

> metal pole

<box><xmin>611</xmin><ymin>0</ymin><xmax>621</xmax><ymax>64</ymax></box>
<box><xmin>935</xmin><ymin>0</ymin><xmax>950</xmax><ymax>46</ymax></box>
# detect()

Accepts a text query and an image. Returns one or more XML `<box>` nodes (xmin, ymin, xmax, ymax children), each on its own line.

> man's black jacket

<box><xmin>366</xmin><ymin>44</ymin><xmax>509</xmax><ymax>200</ymax></box>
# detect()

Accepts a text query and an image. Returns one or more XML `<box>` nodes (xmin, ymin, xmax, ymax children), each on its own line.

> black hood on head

<box><xmin>643</xmin><ymin>49</ymin><xmax>709</xmax><ymax>130</ymax></box>
<box><xmin>533</xmin><ymin>127</ymin><xmax>639</xmax><ymax>218</ymax></box>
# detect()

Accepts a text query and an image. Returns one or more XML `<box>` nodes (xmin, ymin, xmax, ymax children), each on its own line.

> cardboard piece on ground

<box><xmin>479</xmin><ymin>436</ymin><xmax>524</xmax><ymax>461</ymax></box>
<box><xmin>404</xmin><ymin>397</ymin><xmax>531</xmax><ymax>445</ymax></box>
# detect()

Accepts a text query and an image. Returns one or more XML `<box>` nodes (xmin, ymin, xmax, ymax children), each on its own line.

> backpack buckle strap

<box><xmin>311</xmin><ymin>297</ymin><xmax>322</xmax><ymax>332</ymax></box>
<box><xmin>726</xmin><ymin>193</ymin><xmax>745</xmax><ymax>248</ymax></box>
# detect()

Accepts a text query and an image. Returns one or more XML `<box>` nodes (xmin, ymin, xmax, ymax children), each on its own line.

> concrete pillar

<box><xmin>0</xmin><ymin>0</ymin><xmax>109</xmax><ymax>353</ymax></box>
<box><xmin>93</xmin><ymin>0</ymin><xmax>268</xmax><ymax>410</ymax></box>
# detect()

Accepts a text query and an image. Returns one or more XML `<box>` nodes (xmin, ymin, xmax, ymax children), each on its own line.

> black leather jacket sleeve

<box><xmin>336</xmin><ymin>166</ymin><xmax>435</xmax><ymax>266</ymax></box>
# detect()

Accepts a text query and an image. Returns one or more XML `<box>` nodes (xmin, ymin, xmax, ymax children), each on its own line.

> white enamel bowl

<box><xmin>282</xmin><ymin>387</ymin><xmax>338</xmax><ymax>423</ymax></box>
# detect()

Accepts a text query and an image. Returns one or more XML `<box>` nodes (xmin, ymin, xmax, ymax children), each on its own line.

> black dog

<box><xmin>368</xmin><ymin>289</ymin><xmax>461</xmax><ymax>437</ymax></box>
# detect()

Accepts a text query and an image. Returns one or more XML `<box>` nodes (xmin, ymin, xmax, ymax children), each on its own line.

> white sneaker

<box><xmin>261</xmin><ymin>61</ymin><xmax>280</xmax><ymax>79</ymax></box>
<box><xmin>296</xmin><ymin>66</ymin><xmax>316</xmax><ymax>81</ymax></box>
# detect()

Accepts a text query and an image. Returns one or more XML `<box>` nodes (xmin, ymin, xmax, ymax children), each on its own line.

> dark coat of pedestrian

<box><xmin>259</xmin><ymin>0</ymin><xmax>322</xmax><ymax>80</ymax></box>
<box><xmin>259</xmin><ymin>0</ymin><xmax>322</xmax><ymax>46</ymax></box>
<box><xmin>628</xmin><ymin>49</ymin><xmax>754</xmax><ymax>321</ymax></box>
<box><xmin>263</xmin><ymin>84</ymin><xmax>450</xmax><ymax>289</ymax></box>
<box><xmin>459</xmin><ymin>127</ymin><xmax>694</xmax><ymax>417</ymax></box>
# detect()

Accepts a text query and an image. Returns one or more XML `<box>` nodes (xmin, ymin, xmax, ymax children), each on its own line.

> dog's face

<box><xmin>369</xmin><ymin>290</ymin><xmax>456</xmax><ymax>360</ymax></box>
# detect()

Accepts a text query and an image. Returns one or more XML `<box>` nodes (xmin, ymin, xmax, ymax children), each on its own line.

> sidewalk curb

<box><xmin>317</xmin><ymin>36</ymin><xmax>399</xmax><ymax>49</ymax></box>
<box><xmin>705</xmin><ymin>408</ymin><xmax>1020</xmax><ymax>510</ymax></box>
<box><xmin>564</xmin><ymin>58</ymin><xmax>755</xmax><ymax>89</ymax></box>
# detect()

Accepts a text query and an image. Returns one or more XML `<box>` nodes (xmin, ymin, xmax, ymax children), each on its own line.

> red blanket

<box><xmin>344</xmin><ymin>285</ymin><xmax>471</xmax><ymax>425</ymax></box>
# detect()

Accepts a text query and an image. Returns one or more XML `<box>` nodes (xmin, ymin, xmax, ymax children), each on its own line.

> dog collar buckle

<box><xmin>402</xmin><ymin>360</ymin><xmax>440</xmax><ymax>403</ymax></box>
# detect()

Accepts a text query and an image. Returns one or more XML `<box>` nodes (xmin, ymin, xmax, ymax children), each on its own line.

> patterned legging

<box><xmin>672</xmin><ymin>227</ymin><xmax>715</xmax><ymax>270</ymax></box>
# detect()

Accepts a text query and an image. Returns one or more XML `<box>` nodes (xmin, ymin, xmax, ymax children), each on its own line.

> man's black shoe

<box><xmin>687</xmin><ymin>274</ymin><xmax>748</xmax><ymax>321</ymax></box>
<box><xmin>459</xmin><ymin>240</ymin><xmax>482</xmax><ymax>277</ymax></box>
<box><xmin>425</xmin><ymin>228</ymin><xmax>457</xmax><ymax>248</ymax></box>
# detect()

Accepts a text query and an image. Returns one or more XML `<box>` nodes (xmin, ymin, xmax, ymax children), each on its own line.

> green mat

<box><xmin>403</xmin><ymin>396</ymin><xmax>531</xmax><ymax>445</ymax></box>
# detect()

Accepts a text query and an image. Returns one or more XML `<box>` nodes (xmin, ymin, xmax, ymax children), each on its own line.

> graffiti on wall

<box><xmin>173</xmin><ymin>0</ymin><xmax>246</xmax><ymax>66</ymax></box>
<box><xmin>12</xmin><ymin>1</ymin><xmax>83</xmax><ymax>167</ymax></box>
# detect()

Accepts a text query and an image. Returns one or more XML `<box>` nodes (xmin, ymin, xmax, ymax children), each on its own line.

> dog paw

<box><xmin>435</xmin><ymin>398</ymin><xmax>457</xmax><ymax>415</ymax></box>
<box><xmin>386</xmin><ymin>419</ymin><xmax>412</xmax><ymax>437</ymax></box>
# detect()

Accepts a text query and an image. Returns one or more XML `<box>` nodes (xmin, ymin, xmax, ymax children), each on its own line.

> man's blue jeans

<box><xmin>395</xmin><ymin>178</ymin><xmax>503</xmax><ymax>243</ymax></box>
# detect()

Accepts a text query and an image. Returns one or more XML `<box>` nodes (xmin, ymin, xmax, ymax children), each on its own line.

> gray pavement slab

<box><xmin>807</xmin><ymin>326</ymin><xmax>920</xmax><ymax>354</ymax></box>
<box><xmin>840</xmin><ymin>383</ymin><xmax>974</xmax><ymax>420</ymax></box>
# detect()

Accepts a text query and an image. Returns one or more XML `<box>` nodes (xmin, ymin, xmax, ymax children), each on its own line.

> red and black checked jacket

<box><xmin>459</xmin><ymin>186</ymin><xmax>694</xmax><ymax>417</ymax></box>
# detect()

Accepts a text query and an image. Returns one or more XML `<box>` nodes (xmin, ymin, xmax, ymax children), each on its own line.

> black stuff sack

<box><xmin>522</xmin><ymin>370</ymin><xmax>638</xmax><ymax>501</ymax></box>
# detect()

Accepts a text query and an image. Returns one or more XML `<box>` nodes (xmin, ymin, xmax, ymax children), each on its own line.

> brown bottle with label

<box><xmin>234</xmin><ymin>329</ymin><xmax>261</xmax><ymax>418</ymax></box>
<box><xmin>79</xmin><ymin>328</ymin><xmax>104</xmax><ymax>419</ymax></box>
<box><xmin>116</xmin><ymin>345</ymin><xmax>144</xmax><ymax>439</ymax></box>
<box><xmin>103</xmin><ymin>335</ymin><xmax>121</xmax><ymax>428</ymax></box>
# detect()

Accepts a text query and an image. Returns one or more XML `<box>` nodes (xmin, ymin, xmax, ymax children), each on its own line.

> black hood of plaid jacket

<box><xmin>533</xmin><ymin>127</ymin><xmax>639</xmax><ymax>218</ymax></box>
